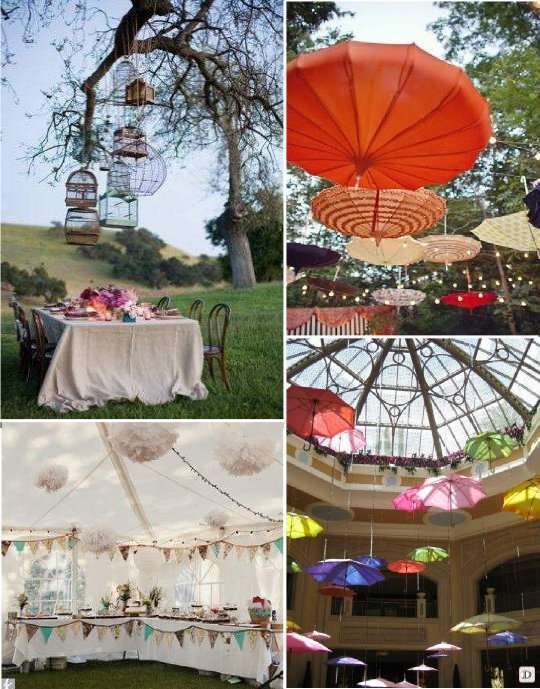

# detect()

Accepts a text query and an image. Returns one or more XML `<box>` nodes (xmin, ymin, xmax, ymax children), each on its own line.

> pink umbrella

<box><xmin>426</xmin><ymin>641</ymin><xmax>462</xmax><ymax>652</ymax></box>
<box><xmin>395</xmin><ymin>681</ymin><xmax>420</xmax><ymax>688</ymax></box>
<box><xmin>305</xmin><ymin>630</ymin><xmax>331</xmax><ymax>641</ymax></box>
<box><xmin>392</xmin><ymin>485</ymin><xmax>427</xmax><ymax>512</ymax></box>
<box><xmin>408</xmin><ymin>663</ymin><xmax>437</xmax><ymax>687</ymax></box>
<box><xmin>415</xmin><ymin>473</ymin><xmax>486</xmax><ymax>511</ymax></box>
<box><xmin>357</xmin><ymin>679</ymin><xmax>396</xmax><ymax>687</ymax></box>
<box><xmin>287</xmin><ymin>632</ymin><xmax>331</xmax><ymax>654</ymax></box>
<box><xmin>315</xmin><ymin>428</ymin><xmax>366</xmax><ymax>453</ymax></box>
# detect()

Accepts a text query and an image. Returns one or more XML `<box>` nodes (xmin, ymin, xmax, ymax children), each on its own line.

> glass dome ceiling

<box><xmin>287</xmin><ymin>337</ymin><xmax>539</xmax><ymax>459</ymax></box>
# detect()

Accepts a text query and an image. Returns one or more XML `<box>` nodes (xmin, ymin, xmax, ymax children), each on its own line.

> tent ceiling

<box><xmin>2</xmin><ymin>422</ymin><xmax>283</xmax><ymax>543</ymax></box>
<box><xmin>287</xmin><ymin>337</ymin><xmax>539</xmax><ymax>458</ymax></box>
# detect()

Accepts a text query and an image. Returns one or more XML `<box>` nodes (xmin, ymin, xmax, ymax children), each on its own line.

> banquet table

<box><xmin>11</xmin><ymin>617</ymin><xmax>281</xmax><ymax>684</ymax></box>
<box><xmin>35</xmin><ymin>309</ymin><xmax>208</xmax><ymax>412</ymax></box>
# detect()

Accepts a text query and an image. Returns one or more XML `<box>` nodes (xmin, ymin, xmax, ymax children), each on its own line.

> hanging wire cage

<box><xmin>113</xmin><ymin>126</ymin><xmax>148</xmax><ymax>159</ymax></box>
<box><xmin>125</xmin><ymin>78</ymin><xmax>155</xmax><ymax>106</ymax></box>
<box><xmin>64</xmin><ymin>169</ymin><xmax>98</xmax><ymax>208</ymax></box>
<box><xmin>112</xmin><ymin>59</ymin><xmax>137</xmax><ymax>105</ymax></box>
<box><xmin>109</xmin><ymin>144</ymin><xmax>167</xmax><ymax>197</ymax></box>
<box><xmin>64</xmin><ymin>208</ymin><xmax>100</xmax><ymax>245</ymax></box>
<box><xmin>99</xmin><ymin>184</ymin><xmax>138</xmax><ymax>229</ymax></box>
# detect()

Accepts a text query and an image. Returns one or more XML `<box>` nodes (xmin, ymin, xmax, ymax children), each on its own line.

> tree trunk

<box><xmin>222</xmin><ymin>119</ymin><xmax>257</xmax><ymax>289</ymax></box>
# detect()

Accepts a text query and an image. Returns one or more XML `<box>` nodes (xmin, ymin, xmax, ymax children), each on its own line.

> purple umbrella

<box><xmin>328</xmin><ymin>655</ymin><xmax>367</xmax><ymax>684</ymax></box>
<box><xmin>287</xmin><ymin>242</ymin><xmax>341</xmax><ymax>273</ymax></box>
<box><xmin>487</xmin><ymin>631</ymin><xmax>528</xmax><ymax>645</ymax></box>
<box><xmin>427</xmin><ymin>653</ymin><xmax>448</xmax><ymax>659</ymax></box>
<box><xmin>355</xmin><ymin>555</ymin><xmax>388</xmax><ymax>569</ymax></box>
<box><xmin>305</xmin><ymin>558</ymin><xmax>385</xmax><ymax>586</ymax></box>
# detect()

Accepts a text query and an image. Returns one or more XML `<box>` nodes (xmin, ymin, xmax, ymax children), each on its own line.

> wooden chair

<box><xmin>156</xmin><ymin>296</ymin><xmax>171</xmax><ymax>311</ymax></box>
<box><xmin>16</xmin><ymin>306</ymin><xmax>36</xmax><ymax>381</ymax></box>
<box><xmin>203</xmin><ymin>303</ymin><xmax>231</xmax><ymax>392</ymax></box>
<box><xmin>31</xmin><ymin>309</ymin><xmax>55</xmax><ymax>383</ymax></box>
<box><xmin>189</xmin><ymin>299</ymin><xmax>204</xmax><ymax>323</ymax></box>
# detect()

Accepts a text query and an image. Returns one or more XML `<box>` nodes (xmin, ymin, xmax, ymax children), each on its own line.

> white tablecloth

<box><xmin>12</xmin><ymin>617</ymin><xmax>280</xmax><ymax>683</ymax></box>
<box><xmin>35</xmin><ymin>309</ymin><xmax>208</xmax><ymax>412</ymax></box>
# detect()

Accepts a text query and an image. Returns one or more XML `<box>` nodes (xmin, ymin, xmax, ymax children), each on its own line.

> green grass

<box><xmin>9</xmin><ymin>660</ymin><xmax>249</xmax><ymax>688</ymax></box>
<box><xmin>1</xmin><ymin>283</ymin><xmax>283</xmax><ymax>419</ymax></box>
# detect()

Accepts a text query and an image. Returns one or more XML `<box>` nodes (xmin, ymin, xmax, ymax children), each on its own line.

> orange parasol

<box><xmin>288</xmin><ymin>41</ymin><xmax>491</xmax><ymax>189</ymax></box>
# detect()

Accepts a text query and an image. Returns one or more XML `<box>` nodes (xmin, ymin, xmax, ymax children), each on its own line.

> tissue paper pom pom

<box><xmin>81</xmin><ymin>529</ymin><xmax>118</xmax><ymax>554</ymax></box>
<box><xmin>35</xmin><ymin>465</ymin><xmax>68</xmax><ymax>493</ymax></box>
<box><xmin>109</xmin><ymin>423</ymin><xmax>179</xmax><ymax>462</ymax></box>
<box><xmin>205</xmin><ymin>510</ymin><xmax>229</xmax><ymax>528</ymax></box>
<box><xmin>215</xmin><ymin>438</ymin><xmax>275</xmax><ymax>477</ymax></box>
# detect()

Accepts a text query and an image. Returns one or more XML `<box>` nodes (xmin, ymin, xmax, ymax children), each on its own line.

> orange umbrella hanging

<box><xmin>288</xmin><ymin>41</ymin><xmax>492</xmax><ymax>189</ymax></box>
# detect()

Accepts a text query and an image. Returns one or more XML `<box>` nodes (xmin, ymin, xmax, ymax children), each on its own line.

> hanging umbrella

<box><xmin>305</xmin><ymin>630</ymin><xmax>331</xmax><ymax>641</ymax></box>
<box><xmin>287</xmin><ymin>620</ymin><xmax>302</xmax><ymax>632</ymax></box>
<box><xmin>319</xmin><ymin>585</ymin><xmax>356</xmax><ymax>598</ymax></box>
<box><xmin>355</xmin><ymin>555</ymin><xmax>387</xmax><ymax>569</ymax></box>
<box><xmin>315</xmin><ymin>428</ymin><xmax>366</xmax><ymax>454</ymax></box>
<box><xmin>408</xmin><ymin>664</ymin><xmax>437</xmax><ymax>672</ymax></box>
<box><xmin>451</xmin><ymin>613</ymin><xmax>521</xmax><ymax>635</ymax></box>
<box><xmin>287</xmin><ymin>384</ymin><xmax>355</xmax><ymax>439</ymax></box>
<box><xmin>286</xmin><ymin>512</ymin><xmax>323</xmax><ymax>540</ymax></box>
<box><xmin>329</xmin><ymin>656</ymin><xmax>366</xmax><ymax>667</ymax></box>
<box><xmin>524</xmin><ymin>186</ymin><xmax>540</xmax><ymax>229</ymax></box>
<box><xmin>311</xmin><ymin>186</ymin><xmax>446</xmax><ymax>245</ymax></box>
<box><xmin>287</xmin><ymin>242</ymin><xmax>341</xmax><ymax>273</ymax></box>
<box><xmin>372</xmin><ymin>288</ymin><xmax>426</xmax><ymax>307</ymax></box>
<box><xmin>427</xmin><ymin>653</ymin><xmax>448</xmax><ymax>659</ymax></box>
<box><xmin>287</xmin><ymin>555</ymin><xmax>303</xmax><ymax>573</ymax></box>
<box><xmin>395</xmin><ymin>681</ymin><xmax>420</xmax><ymax>688</ymax></box>
<box><xmin>392</xmin><ymin>486</ymin><xmax>427</xmax><ymax>513</ymax></box>
<box><xmin>357</xmin><ymin>679</ymin><xmax>396</xmax><ymax>688</ymax></box>
<box><xmin>440</xmin><ymin>291</ymin><xmax>498</xmax><ymax>310</ymax></box>
<box><xmin>465</xmin><ymin>432</ymin><xmax>518</xmax><ymax>463</ymax></box>
<box><xmin>409</xmin><ymin>546</ymin><xmax>449</xmax><ymax>563</ymax></box>
<box><xmin>347</xmin><ymin>236</ymin><xmax>426</xmax><ymax>265</ymax></box>
<box><xmin>426</xmin><ymin>642</ymin><xmax>462</xmax><ymax>652</ymax></box>
<box><xmin>387</xmin><ymin>560</ymin><xmax>425</xmax><ymax>574</ymax></box>
<box><xmin>287</xmin><ymin>632</ymin><xmax>331</xmax><ymax>653</ymax></box>
<box><xmin>502</xmin><ymin>477</ymin><xmax>540</xmax><ymax>521</ymax></box>
<box><xmin>471</xmin><ymin>211</ymin><xmax>540</xmax><ymax>252</ymax></box>
<box><xmin>420</xmin><ymin>235</ymin><xmax>481</xmax><ymax>264</ymax></box>
<box><xmin>307</xmin><ymin>276</ymin><xmax>360</xmax><ymax>297</ymax></box>
<box><xmin>287</xmin><ymin>41</ymin><xmax>491</xmax><ymax>189</ymax></box>
<box><xmin>487</xmin><ymin>631</ymin><xmax>528</xmax><ymax>645</ymax></box>
<box><xmin>305</xmin><ymin>558</ymin><xmax>385</xmax><ymax>586</ymax></box>
<box><xmin>415</xmin><ymin>473</ymin><xmax>486</xmax><ymax>511</ymax></box>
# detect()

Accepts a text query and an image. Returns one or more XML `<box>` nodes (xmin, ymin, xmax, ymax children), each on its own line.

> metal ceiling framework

<box><xmin>287</xmin><ymin>337</ymin><xmax>540</xmax><ymax>459</ymax></box>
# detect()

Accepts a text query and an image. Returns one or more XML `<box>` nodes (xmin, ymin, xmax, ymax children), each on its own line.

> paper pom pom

<box><xmin>35</xmin><ymin>465</ymin><xmax>68</xmax><ymax>493</ymax></box>
<box><xmin>205</xmin><ymin>510</ymin><xmax>229</xmax><ymax>528</ymax></box>
<box><xmin>81</xmin><ymin>529</ymin><xmax>118</xmax><ymax>554</ymax></box>
<box><xmin>109</xmin><ymin>423</ymin><xmax>179</xmax><ymax>462</ymax></box>
<box><xmin>215</xmin><ymin>438</ymin><xmax>276</xmax><ymax>477</ymax></box>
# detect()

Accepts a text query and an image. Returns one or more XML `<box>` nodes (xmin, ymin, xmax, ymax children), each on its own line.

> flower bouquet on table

<box><xmin>80</xmin><ymin>286</ymin><xmax>137</xmax><ymax>320</ymax></box>
<box><xmin>248</xmin><ymin>596</ymin><xmax>272</xmax><ymax>627</ymax></box>
<box><xmin>148</xmin><ymin>586</ymin><xmax>163</xmax><ymax>613</ymax></box>
<box><xmin>116</xmin><ymin>582</ymin><xmax>133</xmax><ymax>612</ymax></box>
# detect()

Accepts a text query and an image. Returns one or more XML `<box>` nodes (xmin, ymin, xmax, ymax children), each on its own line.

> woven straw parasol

<box><xmin>421</xmin><ymin>235</ymin><xmax>481</xmax><ymax>263</ymax></box>
<box><xmin>372</xmin><ymin>288</ymin><xmax>426</xmax><ymax>307</ymax></box>
<box><xmin>347</xmin><ymin>236</ymin><xmax>425</xmax><ymax>265</ymax></box>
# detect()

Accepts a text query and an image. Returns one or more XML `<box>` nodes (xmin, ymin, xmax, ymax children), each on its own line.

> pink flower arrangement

<box><xmin>80</xmin><ymin>286</ymin><xmax>137</xmax><ymax>310</ymax></box>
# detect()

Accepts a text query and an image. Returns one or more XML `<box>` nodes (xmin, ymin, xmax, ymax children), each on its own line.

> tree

<box><xmin>2</xmin><ymin>0</ymin><xmax>282</xmax><ymax>289</ymax></box>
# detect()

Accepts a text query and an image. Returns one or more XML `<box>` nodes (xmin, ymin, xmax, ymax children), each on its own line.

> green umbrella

<box><xmin>409</xmin><ymin>546</ymin><xmax>449</xmax><ymax>563</ymax></box>
<box><xmin>464</xmin><ymin>432</ymin><xmax>517</xmax><ymax>463</ymax></box>
<box><xmin>287</xmin><ymin>555</ymin><xmax>303</xmax><ymax>574</ymax></box>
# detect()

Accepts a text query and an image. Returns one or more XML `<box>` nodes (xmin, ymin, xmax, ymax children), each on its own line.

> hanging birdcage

<box><xmin>99</xmin><ymin>187</ymin><xmax>138</xmax><ymax>228</ymax></box>
<box><xmin>112</xmin><ymin>59</ymin><xmax>137</xmax><ymax>105</ymax></box>
<box><xmin>64</xmin><ymin>169</ymin><xmax>98</xmax><ymax>208</ymax></box>
<box><xmin>110</xmin><ymin>144</ymin><xmax>167</xmax><ymax>197</ymax></box>
<box><xmin>64</xmin><ymin>208</ymin><xmax>100</xmax><ymax>245</ymax></box>
<box><xmin>113</xmin><ymin>126</ymin><xmax>148</xmax><ymax>159</ymax></box>
<box><xmin>125</xmin><ymin>78</ymin><xmax>155</xmax><ymax>106</ymax></box>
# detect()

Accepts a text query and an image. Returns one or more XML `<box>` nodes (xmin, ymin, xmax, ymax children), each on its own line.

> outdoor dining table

<box><xmin>35</xmin><ymin>308</ymin><xmax>208</xmax><ymax>412</ymax></box>
<box><xmin>10</xmin><ymin>617</ymin><xmax>280</xmax><ymax>684</ymax></box>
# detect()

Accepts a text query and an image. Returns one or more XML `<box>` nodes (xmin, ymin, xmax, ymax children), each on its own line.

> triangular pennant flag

<box><xmin>29</xmin><ymin>540</ymin><xmax>40</xmax><ymax>555</ymax></box>
<box><xmin>97</xmin><ymin>625</ymin><xmax>108</xmax><ymax>641</ymax></box>
<box><xmin>208</xmin><ymin>630</ymin><xmax>219</xmax><ymax>648</ymax></box>
<box><xmin>26</xmin><ymin>624</ymin><xmax>39</xmax><ymax>642</ymax></box>
<box><xmin>223</xmin><ymin>542</ymin><xmax>234</xmax><ymax>559</ymax></box>
<box><xmin>188</xmin><ymin>547</ymin><xmax>196</xmax><ymax>561</ymax></box>
<box><xmin>175</xmin><ymin>630</ymin><xmax>185</xmax><ymax>647</ymax></box>
<box><xmin>68</xmin><ymin>537</ymin><xmax>77</xmax><ymax>550</ymax></box>
<box><xmin>196</xmin><ymin>627</ymin><xmax>206</xmax><ymax>646</ymax></box>
<box><xmin>108</xmin><ymin>549</ymin><xmax>116</xmax><ymax>562</ymax></box>
<box><xmin>235</xmin><ymin>545</ymin><xmax>244</xmax><ymax>559</ymax></box>
<box><xmin>112</xmin><ymin>625</ymin><xmax>121</xmax><ymax>639</ymax></box>
<box><xmin>247</xmin><ymin>629</ymin><xmax>258</xmax><ymax>650</ymax></box>
<box><xmin>162</xmin><ymin>548</ymin><xmax>172</xmax><ymax>563</ymax></box>
<box><xmin>40</xmin><ymin>626</ymin><xmax>53</xmax><ymax>643</ymax></box>
<box><xmin>56</xmin><ymin>626</ymin><xmax>68</xmax><ymax>641</ymax></box>
<box><xmin>261</xmin><ymin>630</ymin><xmax>272</xmax><ymax>649</ymax></box>
<box><xmin>14</xmin><ymin>541</ymin><xmax>26</xmax><ymax>553</ymax></box>
<box><xmin>82</xmin><ymin>622</ymin><xmax>93</xmax><ymax>639</ymax></box>
<box><xmin>166</xmin><ymin>631</ymin><xmax>173</xmax><ymax>649</ymax></box>
<box><xmin>71</xmin><ymin>621</ymin><xmax>81</xmax><ymax>638</ymax></box>
<box><xmin>155</xmin><ymin>630</ymin><xmax>163</xmax><ymax>647</ymax></box>
<box><xmin>261</xmin><ymin>542</ymin><xmax>271</xmax><ymax>559</ymax></box>
<box><xmin>118</xmin><ymin>545</ymin><xmax>130</xmax><ymax>562</ymax></box>
<box><xmin>233</xmin><ymin>630</ymin><xmax>245</xmax><ymax>650</ymax></box>
<box><xmin>57</xmin><ymin>537</ymin><xmax>67</xmax><ymax>551</ymax></box>
<box><xmin>198</xmin><ymin>545</ymin><xmax>208</xmax><ymax>560</ymax></box>
<box><xmin>126</xmin><ymin>620</ymin><xmax>135</xmax><ymax>637</ymax></box>
<box><xmin>248</xmin><ymin>546</ymin><xmax>258</xmax><ymax>562</ymax></box>
<box><xmin>274</xmin><ymin>537</ymin><xmax>283</xmax><ymax>553</ymax></box>
<box><xmin>189</xmin><ymin>627</ymin><xmax>197</xmax><ymax>644</ymax></box>
<box><xmin>144</xmin><ymin>624</ymin><xmax>154</xmax><ymax>641</ymax></box>
<box><xmin>174</xmin><ymin>548</ymin><xmax>183</xmax><ymax>564</ymax></box>
<box><xmin>223</xmin><ymin>632</ymin><xmax>232</xmax><ymax>646</ymax></box>
<box><xmin>44</xmin><ymin>539</ymin><xmax>54</xmax><ymax>553</ymax></box>
<box><xmin>212</xmin><ymin>542</ymin><xmax>221</xmax><ymax>558</ymax></box>
<box><xmin>2</xmin><ymin>541</ymin><xmax>11</xmax><ymax>556</ymax></box>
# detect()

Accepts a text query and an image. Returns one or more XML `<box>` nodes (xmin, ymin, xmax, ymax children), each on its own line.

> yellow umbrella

<box><xmin>347</xmin><ymin>236</ymin><xmax>425</xmax><ymax>265</ymax></box>
<box><xmin>502</xmin><ymin>476</ymin><xmax>540</xmax><ymax>521</ymax></box>
<box><xmin>471</xmin><ymin>211</ymin><xmax>540</xmax><ymax>252</ymax></box>
<box><xmin>287</xmin><ymin>619</ymin><xmax>302</xmax><ymax>632</ymax></box>
<box><xmin>286</xmin><ymin>512</ymin><xmax>324</xmax><ymax>539</ymax></box>
<box><xmin>451</xmin><ymin>613</ymin><xmax>521</xmax><ymax>635</ymax></box>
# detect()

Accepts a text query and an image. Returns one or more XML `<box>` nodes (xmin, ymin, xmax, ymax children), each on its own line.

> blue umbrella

<box><xmin>427</xmin><ymin>653</ymin><xmax>448</xmax><ymax>659</ymax></box>
<box><xmin>355</xmin><ymin>555</ymin><xmax>388</xmax><ymax>569</ymax></box>
<box><xmin>305</xmin><ymin>559</ymin><xmax>385</xmax><ymax>586</ymax></box>
<box><xmin>328</xmin><ymin>656</ymin><xmax>366</xmax><ymax>666</ymax></box>
<box><xmin>487</xmin><ymin>631</ymin><xmax>528</xmax><ymax>645</ymax></box>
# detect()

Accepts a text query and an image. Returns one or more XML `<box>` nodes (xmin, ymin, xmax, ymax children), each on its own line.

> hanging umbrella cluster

<box><xmin>415</xmin><ymin>473</ymin><xmax>486</xmax><ymax>512</ymax></box>
<box><xmin>465</xmin><ymin>431</ymin><xmax>518</xmax><ymax>463</ymax></box>
<box><xmin>287</xmin><ymin>384</ymin><xmax>355</xmax><ymax>439</ymax></box>
<box><xmin>502</xmin><ymin>476</ymin><xmax>540</xmax><ymax>521</ymax></box>
<box><xmin>305</xmin><ymin>558</ymin><xmax>385</xmax><ymax>586</ymax></box>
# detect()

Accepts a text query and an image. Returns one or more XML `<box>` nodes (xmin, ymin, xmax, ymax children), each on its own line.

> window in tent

<box><xmin>22</xmin><ymin>552</ymin><xmax>85</xmax><ymax>614</ymax></box>
<box><xmin>175</xmin><ymin>559</ymin><xmax>223</xmax><ymax>608</ymax></box>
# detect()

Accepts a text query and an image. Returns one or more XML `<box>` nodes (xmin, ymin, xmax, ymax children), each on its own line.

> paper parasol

<box><xmin>347</xmin><ymin>236</ymin><xmax>426</xmax><ymax>265</ymax></box>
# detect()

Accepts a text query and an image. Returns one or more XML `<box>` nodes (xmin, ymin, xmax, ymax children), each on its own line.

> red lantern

<box><xmin>440</xmin><ymin>291</ymin><xmax>498</xmax><ymax>310</ymax></box>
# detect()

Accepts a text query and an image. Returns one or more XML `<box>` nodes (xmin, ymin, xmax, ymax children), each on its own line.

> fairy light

<box><xmin>495</xmin><ymin>280</ymin><xmax>501</xmax><ymax>286</ymax></box>
<box><xmin>434</xmin><ymin>298</ymin><xmax>440</xmax><ymax>304</ymax></box>
<box><xmin>482</xmin><ymin>283</ymin><xmax>487</xmax><ymax>289</ymax></box>
<box><xmin>524</xmin><ymin>252</ymin><xmax>529</xmax><ymax>258</ymax></box>
<box><xmin>453</xmin><ymin>283</ymin><xmax>458</xmax><ymax>288</ymax></box>
<box><xmin>529</xmin><ymin>281</ymin><xmax>534</xmax><ymax>286</ymax></box>
<box><xmin>479</xmin><ymin>292</ymin><xmax>484</xmax><ymax>298</ymax></box>
<box><xmin>495</xmin><ymin>251</ymin><xmax>501</xmax><ymax>257</ymax></box>
<box><xmin>458</xmin><ymin>296</ymin><xmax>463</xmax><ymax>302</ymax></box>
<box><xmin>517</xmin><ymin>276</ymin><xmax>523</xmax><ymax>281</ymax></box>
<box><xmin>498</xmin><ymin>297</ymin><xmax>505</xmax><ymax>303</ymax></box>
<box><xmin>355</xmin><ymin>296</ymin><xmax>360</xmax><ymax>303</ymax></box>
<box><xmin>329</xmin><ymin>290</ymin><xmax>335</xmax><ymax>297</ymax></box>
<box><xmin>521</xmin><ymin>301</ymin><xmax>527</xmax><ymax>307</ymax></box>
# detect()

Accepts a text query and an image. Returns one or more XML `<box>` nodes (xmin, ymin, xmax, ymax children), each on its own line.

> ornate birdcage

<box><xmin>109</xmin><ymin>144</ymin><xmax>167</xmax><ymax>197</ymax></box>
<box><xmin>112</xmin><ymin>59</ymin><xmax>137</xmax><ymax>105</ymax></box>
<box><xmin>64</xmin><ymin>208</ymin><xmax>100</xmax><ymax>245</ymax></box>
<box><xmin>125</xmin><ymin>78</ymin><xmax>155</xmax><ymax>106</ymax></box>
<box><xmin>65</xmin><ymin>169</ymin><xmax>98</xmax><ymax>208</ymax></box>
<box><xmin>113</xmin><ymin>126</ymin><xmax>148</xmax><ymax>159</ymax></box>
<box><xmin>99</xmin><ymin>187</ymin><xmax>138</xmax><ymax>228</ymax></box>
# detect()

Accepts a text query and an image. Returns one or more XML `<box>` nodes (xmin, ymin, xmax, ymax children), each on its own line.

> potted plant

<box><xmin>17</xmin><ymin>592</ymin><xmax>29</xmax><ymax>616</ymax></box>
<box><xmin>116</xmin><ymin>583</ymin><xmax>131</xmax><ymax>612</ymax></box>
<box><xmin>100</xmin><ymin>594</ymin><xmax>112</xmax><ymax>615</ymax></box>
<box><xmin>148</xmin><ymin>586</ymin><xmax>163</xmax><ymax>612</ymax></box>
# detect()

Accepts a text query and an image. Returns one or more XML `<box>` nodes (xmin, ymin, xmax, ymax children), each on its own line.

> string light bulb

<box><xmin>521</xmin><ymin>301</ymin><xmax>527</xmax><ymax>306</ymax></box>
<box><xmin>329</xmin><ymin>290</ymin><xmax>335</xmax><ymax>297</ymax></box>
<box><xmin>434</xmin><ymin>298</ymin><xmax>440</xmax><ymax>304</ymax></box>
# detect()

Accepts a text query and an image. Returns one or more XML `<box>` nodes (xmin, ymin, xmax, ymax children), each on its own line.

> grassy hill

<box><xmin>1</xmin><ymin>223</ymin><xmax>199</xmax><ymax>295</ymax></box>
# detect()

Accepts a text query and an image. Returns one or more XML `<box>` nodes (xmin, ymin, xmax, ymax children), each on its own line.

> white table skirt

<box><xmin>35</xmin><ymin>309</ymin><xmax>208</xmax><ymax>412</ymax></box>
<box><xmin>12</xmin><ymin>618</ymin><xmax>280</xmax><ymax>683</ymax></box>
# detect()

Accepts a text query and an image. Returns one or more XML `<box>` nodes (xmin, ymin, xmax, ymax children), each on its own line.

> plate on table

<box><xmin>155</xmin><ymin>314</ymin><xmax>183</xmax><ymax>320</ymax></box>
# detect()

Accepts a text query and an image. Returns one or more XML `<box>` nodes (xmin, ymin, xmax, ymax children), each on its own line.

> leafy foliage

<box><xmin>2</xmin><ymin>261</ymin><xmax>66</xmax><ymax>302</ymax></box>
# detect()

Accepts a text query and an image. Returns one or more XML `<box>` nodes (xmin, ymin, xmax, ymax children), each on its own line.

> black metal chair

<box><xmin>156</xmin><ymin>296</ymin><xmax>171</xmax><ymax>311</ymax></box>
<box><xmin>203</xmin><ymin>303</ymin><xmax>231</xmax><ymax>392</ymax></box>
<box><xmin>189</xmin><ymin>299</ymin><xmax>204</xmax><ymax>323</ymax></box>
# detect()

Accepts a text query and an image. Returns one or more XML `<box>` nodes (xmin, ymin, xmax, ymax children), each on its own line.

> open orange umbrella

<box><xmin>288</xmin><ymin>41</ymin><xmax>491</xmax><ymax>189</ymax></box>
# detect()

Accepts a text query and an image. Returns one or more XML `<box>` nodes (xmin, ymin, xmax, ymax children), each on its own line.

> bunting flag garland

<box><xmin>112</xmin><ymin>625</ymin><xmax>121</xmax><ymax>640</ymax></box>
<box><xmin>174</xmin><ymin>549</ymin><xmax>183</xmax><ymax>564</ymax></box>
<box><xmin>188</xmin><ymin>548</ymin><xmax>196</xmax><ymax>561</ymax></box>
<box><xmin>40</xmin><ymin>627</ymin><xmax>53</xmax><ymax>643</ymax></box>
<box><xmin>198</xmin><ymin>545</ymin><xmax>208</xmax><ymax>560</ymax></box>
<box><xmin>249</xmin><ymin>546</ymin><xmax>258</xmax><ymax>562</ymax></box>
<box><xmin>274</xmin><ymin>537</ymin><xmax>283</xmax><ymax>553</ymax></box>
<box><xmin>119</xmin><ymin>545</ymin><xmax>130</xmax><ymax>561</ymax></box>
<box><xmin>97</xmin><ymin>625</ymin><xmax>108</xmax><ymax>641</ymax></box>
<box><xmin>143</xmin><ymin>624</ymin><xmax>153</xmax><ymax>641</ymax></box>
<box><xmin>68</xmin><ymin>536</ymin><xmax>77</xmax><ymax>550</ymax></box>
<box><xmin>195</xmin><ymin>627</ymin><xmax>206</xmax><ymax>646</ymax></box>
<box><xmin>126</xmin><ymin>620</ymin><xmax>135</xmax><ymax>637</ymax></box>
<box><xmin>233</xmin><ymin>630</ymin><xmax>245</xmax><ymax>650</ymax></box>
<box><xmin>29</xmin><ymin>541</ymin><xmax>40</xmax><ymax>555</ymax></box>
<box><xmin>212</xmin><ymin>542</ymin><xmax>221</xmax><ymax>558</ymax></box>
<box><xmin>162</xmin><ymin>548</ymin><xmax>172</xmax><ymax>563</ymax></box>
<box><xmin>166</xmin><ymin>631</ymin><xmax>173</xmax><ymax>649</ymax></box>
<box><xmin>108</xmin><ymin>549</ymin><xmax>116</xmax><ymax>561</ymax></box>
<box><xmin>26</xmin><ymin>624</ymin><xmax>39</xmax><ymax>642</ymax></box>
<box><xmin>2</xmin><ymin>541</ymin><xmax>11</xmax><ymax>556</ymax></box>
<box><xmin>1</xmin><ymin>533</ymin><xmax>81</xmax><ymax>557</ymax></box>
<box><xmin>155</xmin><ymin>630</ymin><xmax>163</xmax><ymax>647</ymax></box>
<box><xmin>262</xmin><ymin>542</ymin><xmax>271</xmax><ymax>557</ymax></box>
<box><xmin>223</xmin><ymin>632</ymin><xmax>232</xmax><ymax>646</ymax></box>
<box><xmin>14</xmin><ymin>541</ymin><xmax>26</xmax><ymax>553</ymax></box>
<box><xmin>45</xmin><ymin>539</ymin><xmax>54</xmax><ymax>553</ymax></box>
<box><xmin>175</xmin><ymin>630</ymin><xmax>185</xmax><ymax>647</ymax></box>
<box><xmin>56</xmin><ymin>626</ymin><xmax>68</xmax><ymax>641</ymax></box>
<box><xmin>235</xmin><ymin>545</ymin><xmax>244</xmax><ymax>559</ymax></box>
<box><xmin>82</xmin><ymin>622</ymin><xmax>93</xmax><ymax>639</ymax></box>
<box><xmin>208</xmin><ymin>630</ymin><xmax>219</xmax><ymax>648</ymax></box>
<box><xmin>223</xmin><ymin>542</ymin><xmax>234</xmax><ymax>559</ymax></box>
